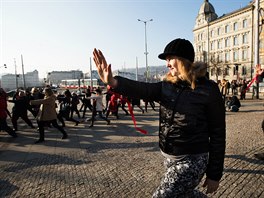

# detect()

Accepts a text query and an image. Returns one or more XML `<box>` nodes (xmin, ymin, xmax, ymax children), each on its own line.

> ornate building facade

<box><xmin>193</xmin><ymin>0</ymin><xmax>264</xmax><ymax>82</ymax></box>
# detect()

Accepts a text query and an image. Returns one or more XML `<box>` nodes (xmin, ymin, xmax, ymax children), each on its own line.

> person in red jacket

<box><xmin>106</xmin><ymin>92</ymin><xmax>120</xmax><ymax>119</ymax></box>
<box><xmin>0</xmin><ymin>88</ymin><xmax>17</xmax><ymax>137</ymax></box>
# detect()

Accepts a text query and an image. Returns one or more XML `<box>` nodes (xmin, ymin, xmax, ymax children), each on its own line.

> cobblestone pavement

<box><xmin>0</xmin><ymin>100</ymin><xmax>263</xmax><ymax>198</ymax></box>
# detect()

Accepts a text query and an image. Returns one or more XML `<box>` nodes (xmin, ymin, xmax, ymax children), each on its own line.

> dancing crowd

<box><xmin>0</xmin><ymin>85</ymin><xmax>154</xmax><ymax>143</ymax></box>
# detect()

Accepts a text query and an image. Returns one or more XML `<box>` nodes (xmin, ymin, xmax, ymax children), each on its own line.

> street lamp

<box><xmin>206</xmin><ymin>17</ymin><xmax>210</xmax><ymax>69</ymax></box>
<box><xmin>138</xmin><ymin>18</ymin><xmax>153</xmax><ymax>82</ymax></box>
<box><xmin>1</xmin><ymin>64</ymin><xmax>7</xmax><ymax>68</ymax></box>
<box><xmin>14</xmin><ymin>59</ymin><xmax>18</xmax><ymax>89</ymax></box>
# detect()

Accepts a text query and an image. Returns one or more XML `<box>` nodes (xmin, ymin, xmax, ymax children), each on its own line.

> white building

<box><xmin>46</xmin><ymin>70</ymin><xmax>83</xmax><ymax>86</ymax></box>
<box><xmin>193</xmin><ymin>0</ymin><xmax>264</xmax><ymax>82</ymax></box>
<box><xmin>1</xmin><ymin>70</ymin><xmax>40</xmax><ymax>91</ymax></box>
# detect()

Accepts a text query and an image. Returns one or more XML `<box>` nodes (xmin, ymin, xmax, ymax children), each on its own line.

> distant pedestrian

<box><xmin>80</xmin><ymin>87</ymin><xmax>94</xmax><ymax>118</ymax></box>
<box><xmin>240</xmin><ymin>80</ymin><xmax>248</xmax><ymax>100</ymax></box>
<box><xmin>30</xmin><ymin>87</ymin><xmax>44</xmax><ymax>117</ymax></box>
<box><xmin>226</xmin><ymin>96</ymin><xmax>241</xmax><ymax>112</ymax></box>
<box><xmin>57</xmin><ymin>92</ymin><xmax>79</xmax><ymax>127</ymax></box>
<box><xmin>87</xmin><ymin>88</ymin><xmax>110</xmax><ymax>128</ymax></box>
<box><xmin>130</xmin><ymin>97</ymin><xmax>144</xmax><ymax>114</ymax></box>
<box><xmin>106</xmin><ymin>91</ymin><xmax>120</xmax><ymax>119</ymax></box>
<box><xmin>220</xmin><ymin>79</ymin><xmax>228</xmax><ymax>101</ymax></box>
<box><xmin>231</xmin><ymin>80</ymin><xmax>238</xmax><ymax>95</ymax></box>
<box><xmin>30</xmin><ymin>88</ymin><xmax>68</xmax><ymax>143</ymax></box>
<box><xmin>0</xmin><ymin>88</ymin><xmax>17</xmax><ymax>137</ymax></box>
<box><xmin>93</xmin><ymin>38</ymin><xmax>225</xmax><ymax>197</ymax></box>
<box><xmin>143</xmin><ymin>99</ymin><xmax>156</xmax><ymax>112</ymax></box>
<box><xmin>8</xmin><ymin>91</ymin><xmax>35</xmax><ymax>131</ymax></box>
<box><xmin>70</xmin><ymin>92</ymin><xmax>81</xmax><ymax>119</ymax></box>
<box><xmin>119</xmin><ymin>95</ymin><xmax>129</xmax><ymax>115</ymax></box>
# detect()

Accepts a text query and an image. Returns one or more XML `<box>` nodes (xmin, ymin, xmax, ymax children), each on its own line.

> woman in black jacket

<box><xmin>93</xmin><ymin>38</ymin><xmax>226</xmax><ymax>197</ymax></box>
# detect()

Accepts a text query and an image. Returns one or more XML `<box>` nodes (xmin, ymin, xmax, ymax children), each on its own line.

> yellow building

<box><xmin>193</xmin><ymin>0</ymin><xmax>264</xmax><ymax>82</ymax></box>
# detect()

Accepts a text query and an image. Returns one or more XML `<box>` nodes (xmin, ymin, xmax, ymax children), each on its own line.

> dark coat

<box><xmin>113</xmin><ymin>76</ymin><xmax>226</xmax><ymax>181</ymax></box>
<box><xmin>8</xmin><ymin>96</ymin><xmax>30</xmax><ymax>115</ymax></box>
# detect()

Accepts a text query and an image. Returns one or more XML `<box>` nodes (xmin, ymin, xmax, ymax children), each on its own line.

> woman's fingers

<box><xmin>93</xmin><ymin>48</ymin><xmax>111</xmax><ymax>84</ymax></box>
<box><xmin>98</xmin><ymin>50</ymin><xmax>107</xmax><ymax>67</ymax></box>
<box><xmin>93</xmin><ymin>48</ymin><xmax>101</xmax><ymax>66</ymax></box>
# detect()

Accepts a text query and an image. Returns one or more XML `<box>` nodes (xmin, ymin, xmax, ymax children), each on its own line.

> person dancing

<box><xmin>93</xmin><ymin>38</ymin><xmax>226</xmax><ymax>197</ymax></box>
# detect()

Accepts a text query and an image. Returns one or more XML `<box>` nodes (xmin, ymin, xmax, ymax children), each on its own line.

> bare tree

<box><xmin>208</xmin><ymin>54</ymin><xmax>229</xmax><ymax>81</ymax></box>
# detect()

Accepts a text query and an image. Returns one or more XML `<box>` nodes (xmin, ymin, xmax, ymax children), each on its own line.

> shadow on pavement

<box><xmin>0</xmin><ymin>179</ymin><xmax>19</xmax><ymax>196</ymax></box>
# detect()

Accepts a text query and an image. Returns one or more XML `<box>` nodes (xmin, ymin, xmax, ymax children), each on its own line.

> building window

<box><xmin>233</xmin><ymin>22</ymin><xmax>238</xmax><ymax>31</ymax></box>
<box><xmin>242</xmin><ymin>49</ymin><xmax>248</xmax><ymax>60</ymax></box>
<box><xmin>233</xmin><ymin>51</ymin><xmax>238</xmax><ymax>61</ymax></box>
<box><xmin>198</xmin><ymin>45</ymin><xmax>202</xmax><ymax>52</ymax></box>
<box><xmin>224</xmin><ymin>67</ymin><xmax>229</xmax><ymax>75</ymax></box>
<box><xmin>233</xmin><ymin>36</ymin><xmax>239</xmax><ymax>46</ymax></box>
<box><xmin>233</xmin><ymin>67</ymin><xmax>236</xmax><ymax>75</ymax></box>
<box><xmin>225</xmin><ymin>38</ymin><xmax>230</xmax><ymax>47</ymax></box>
<box><xmin>210</xmin><ymin>30</ymin><xmax>214</xmax><ymax>37</ymax></box>
<box><xmin>217</xmin><ymin>27</ymin><xmax>221</xmax><ymax>35</ymax></box>
<box><xmin>217</xmin><ymin>40</ymin><xmax>222</xmax><ymax>49</ymax></box>
<box><xmin>225</xmin><ymin>25</ymin><xmax>230</xmax><ymax>33</ymax></box>
<box><xmin>218</xmin><ymin>53</ymin><xmax>223</xmax><ymax>62</ymax></box>
<box><xmin>211</xmin><ymin>68</ymin><xmax>215</xmax><ymax>76</ymax></box>
<box><xmin>242</xmin><ymin>66</ymin><xmax>247</xmax><ymax>75</ymax></box>
<box><xmin>242</xmin><ymin>34</ymin><xmax>248</xmax><ymax>44</ymax></box>
<box><xmin>225</xmin><ymin>52</ymin><xmax>230</xmax><ymax>62</ymax></box>
<box><xmin>201</xmin><ymin>33</ymin><xmax>203</xmax><ymax>40</ymax></box>
<box><xmin>210</xmin><ymin>41</ymin><xmax>215</xmax><ymax>50</ymax></box>
<box><xmin>243</xmin><ymin>19</ymin><xmax>247</xmax><ymax>28</ymax></box>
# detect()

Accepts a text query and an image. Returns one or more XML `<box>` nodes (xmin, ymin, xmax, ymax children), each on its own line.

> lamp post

<box><xmin>206</xmin><ymin>18</ymin><xmax>210</xmax><ymax>69</ymax></box>
<box><xmin>14</xmin><ymin>59</ymin><xmax>18</xmax><ymax>89</ymax></box>
<box><xmin>21</xmin><ymin>55</ymin><xmax>26</xmax><ymax>90</ymax></box>
<box><xmin>138</xmin><ymin>18</ymin><xmax>153</xmax><ymax>82</ymax></box>
<box><xmin>254</xmin><ymin>0</ymin><xmax>260</xmax><ymax>99</ymax></box>
<box><xmin>1</xmin><ymin>64</ymin><xmax>7</xmax><ymax>68</ymax></box>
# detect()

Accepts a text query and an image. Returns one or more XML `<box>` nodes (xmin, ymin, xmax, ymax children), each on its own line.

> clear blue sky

<box><xmin>1</xmin><ymin>0</ymin><xmax>251</xmax><ymax>78</ymax></box>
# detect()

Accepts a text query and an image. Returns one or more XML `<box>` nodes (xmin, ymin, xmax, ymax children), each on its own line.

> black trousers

<box><xmin>0</xmin><ymin>118</ymin><xmax>17</xmax><ymax>137</ymax></box>
<box><xmin>12</xmin><ymin>112</ymin><xmax>33</xmax><ymax>130</ymax></box>
<box><xmin>37</xmin><ymin>119</ymin><xmax>67</xmax><ymax>140</ymax></box>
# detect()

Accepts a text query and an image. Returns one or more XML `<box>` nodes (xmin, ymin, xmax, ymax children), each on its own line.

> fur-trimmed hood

<box><xmin>192</xmin><ymin>61</ymin><xmax>207</xmax><ymax>78</ymax></box>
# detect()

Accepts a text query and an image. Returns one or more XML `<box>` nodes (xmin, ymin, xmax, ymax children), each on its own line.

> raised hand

<box><xmin>93</xmin><ymin>48</ymin><xmax>117</xmax><ymax>87</ymax></box>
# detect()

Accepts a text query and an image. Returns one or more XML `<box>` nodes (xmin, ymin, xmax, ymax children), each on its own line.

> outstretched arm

<box><xmin>93</xmin><ymin>49</ymin><xmax>118</xmax><ymax>88</ymax></box>
<box><xmin>93</xmin><ymin>48</ymin><xmax>162</xmax><ymax>102</ymax></box>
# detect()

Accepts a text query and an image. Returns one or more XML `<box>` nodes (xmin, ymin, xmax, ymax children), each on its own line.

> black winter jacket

<box><xmin>113</xmin><ymin>76</ymin><xmax>226</xmax><ymax>181</ymax></box>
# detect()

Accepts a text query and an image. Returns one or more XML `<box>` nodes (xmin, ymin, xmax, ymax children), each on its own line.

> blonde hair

<box><xmin>164</xmin><ymin>57</ymin><xmax>207</xmax><ymax>89</ymax></box>
<box><xmin>31</xmin><ymin>87</ymin><xmax>39</xmax><ymax>94</ymax></box>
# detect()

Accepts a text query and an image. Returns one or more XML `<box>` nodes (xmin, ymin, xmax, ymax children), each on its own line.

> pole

<box><xmin>138</xmin><ymin>19</ymin><xmax>153</xmax><ymax>82</ymax></box>
<box><xmin>136</xmin><ymin>57</ymin><xmax>138</xmax><ymax>81</ymax></box>
<box><xmin>254</xmin><ymin>0</ymin><xmax>260</xmax><ymax>99</ymax></box>
<box><xmin>90</xmin><ymin>57</ymin><xmax>93</xmax><ymax>89</ymax></box>
<box><xmin>144</xmin><ymin>21</ymin><xmax>148</xmax><ymax>82</ymax></box>
<box><xmin>21</xmin><ymin>55</ymin><xmax>26</xmax><ymax>90</ymax></box>
<box><xmin>14</xmin><ymin>58</ymin><xmax>18</xmax><ymax>89</ymax></box>
<box><xmin>207</xmin><ymin>19</ymin><xmax>210</xmax><ymax>68</ymax></box>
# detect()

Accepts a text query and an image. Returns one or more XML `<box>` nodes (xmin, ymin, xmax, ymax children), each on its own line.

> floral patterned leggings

<box><xmin>152</xmin><ymin>153</ymin><xmax>208</xmax><ymax>198</ymax></box>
